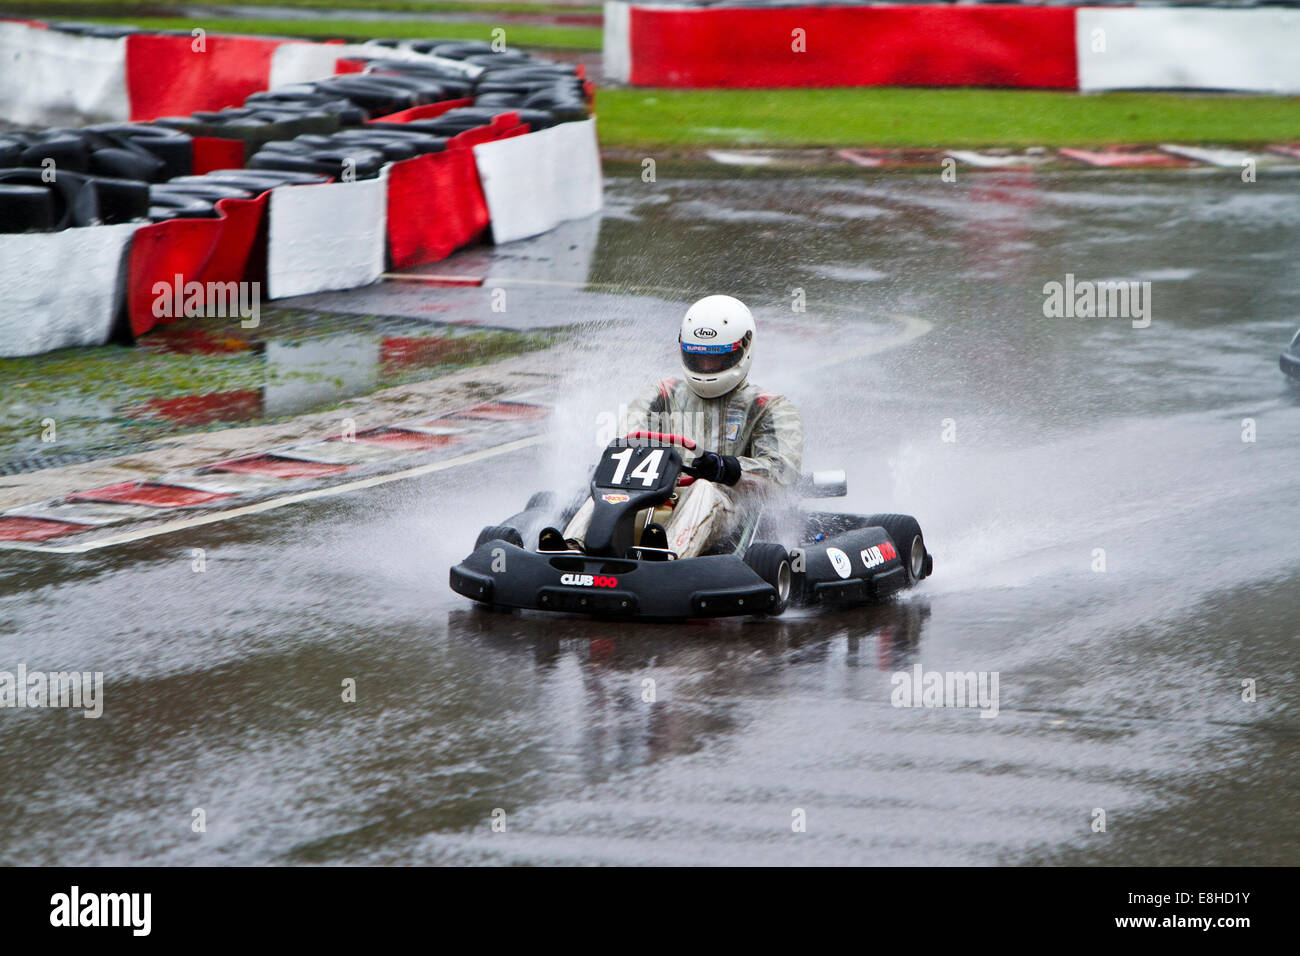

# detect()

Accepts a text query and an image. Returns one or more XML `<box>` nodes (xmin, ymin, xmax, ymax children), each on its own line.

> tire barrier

<box><xmin>0</xmin><ymin>21</ymin><xmax>600</xmax><ymax>357</ymax></box>
<box><xmin>604</xmin><ymin>2</ymin><xmax>1300</xmax><ymax>94</ymax></box>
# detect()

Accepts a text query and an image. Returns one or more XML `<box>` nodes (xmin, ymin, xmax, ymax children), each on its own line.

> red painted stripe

<box><xmin>628</xmin><ymin>5</ymin><xmax>1078</xmax><ymax>89</ymax></box>
<box><xmin>455</xmin><ymin>401</ymin><xmax>550</xmax><ymax>422</ymax></box>
<box><xmin>130</xmin><ymin>391</ymin><xmax>264</xmax><ymax>426</ymax></box>
<box><xmin>0</xmin><ymin>517</ymin><xmax>88</xmax><ymax>542</ymax></box>
<box><xmin>209</xmin><ymin>455</ymin><xmax>349</xmax><ymax>478</ymax></box>
<box><xmin>126</xmin><ymin>33</ymin><xmax>280</xmax><ymax>121</ymax></box>
<box><xmin>68</xmin><ymin>482</ymin><xmax>234</xmax><ymax>508</ymax></box>
<box><xmin>126</xmin><ymin>218</ymin><xmax>224</xmax><ymax>337</ymax></box>
<box><xmin>352</xmin><ymin>428</ymin><xmax>465</xmax><ymax>450</ymax></box>
<box><xmin>192</xmin><ymin>136</ymin><xmax>246</xmax><ymax>175</ymax></box>
<box><xmin>368</xmin><ymin>97</ymin><xmax>474</xmax><ymax>125</ymax></box>
<box><xmin>1059</xmin><ymin>147</ymin><xmax>1195</xmax><ymax>168</ymax></box>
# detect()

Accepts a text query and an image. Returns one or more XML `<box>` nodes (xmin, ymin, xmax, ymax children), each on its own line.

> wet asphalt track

<box><xmin>2</xmin><ymin>171</ymin><xmax>1298</xmax><ymax>864</ymax></box>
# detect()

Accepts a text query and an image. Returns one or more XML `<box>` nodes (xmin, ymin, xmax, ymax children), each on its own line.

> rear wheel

<box><xmin>744</xmin><ymin>542</ymin><xmax>792</xmax><ymax>616</ymax></box>
<box><xmin>474</xmin><ymin>525</ymin><xmax>523</xmax><ymax>549</ymax></box>
<box><xmin>860</xmin><ymin>514</ymin><xmax>928</xmax><ymax>583</ymax></box>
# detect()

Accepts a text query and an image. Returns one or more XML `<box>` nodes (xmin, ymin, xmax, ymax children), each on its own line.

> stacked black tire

<box><xmin>2</xmin><ymin>23</ymin><xmax>593</xmax><ymax>231</ymax></box>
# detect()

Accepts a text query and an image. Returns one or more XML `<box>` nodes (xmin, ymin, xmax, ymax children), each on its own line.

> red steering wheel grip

<box><xmin>623</xmin><ymin>430</ymin><xmax>697</xmax><ymax>451</ymax></box>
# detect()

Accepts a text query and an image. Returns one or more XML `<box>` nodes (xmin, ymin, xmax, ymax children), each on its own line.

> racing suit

<box><xmin>564</xmin><ymin>378</ymin><xmax>803</xmax><ymax>558</ymax></box>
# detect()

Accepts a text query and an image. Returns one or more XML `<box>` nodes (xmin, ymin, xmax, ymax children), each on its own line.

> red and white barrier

<box><xmin>0</xmin><ymin>21</ymin><xmax>605</xmax><ymax>355</ymax></box>
<box><xmin>0</xmin><ymin>22</ymin><xmax>128</xmax><ymax>125</ymax></box>
<box><xmin>0</xmin><ymin>224</ymin><xmax>137</xmax><ymax>356</ymax></box>
<box><xmin>473</xmin><ymin>118</ymin><xmax>603</xmax><ymax>244</ymax></box>
<box><xmin>605</xmin><ymin>2</ymin><xmax>1300</xmax><ymax>93</ymax></box>
<box><xmin>0</xmin><ymin>20</ymin><xmax>365</xmax><ymax>123</ymax></box>
<box><xmin>266</xmin><ymin>177</ymin><xmax>389</xmax><ymax>299</ymax></box>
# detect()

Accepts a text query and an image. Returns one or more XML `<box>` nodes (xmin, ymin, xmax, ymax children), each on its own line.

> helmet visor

<box><xmin>681</xmin><ymin>332</ymin><xmax>749</xmax><ymax>375</ymax></box>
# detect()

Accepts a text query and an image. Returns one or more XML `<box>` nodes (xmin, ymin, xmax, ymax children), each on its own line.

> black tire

<box><xmin>860</xmin><ymin>513</ymin><xmax>929</xmax><ymax>583</ymax></box>
<box><xmin>87</xmin><ymin>124</ymin><xmax>194</xmax><ymax>180</ymax></box>
<box><xmin>150</xmin><ymin>183</ymin><xmax>255</xmax><ymax>202</ymax></box>
<box><xmin>0</xmin><ymin>185</ymin><xmax>57</xmax><ymax>233</ymax></box>
<box><xmin>82</xmin><ymin>176</ymin><xmax>151</xmax><ymax>226</ymax></box>
<box><xmin>20</xmin><ymin>138</ymin><xmax>90</xmax><ymax>174</ymax></box>
<box><xmin>744</xmin><ymin>542</ymin><xmax>792</xmax><ymax>616</ymax></box>
<box><xmin>430</xmin><ymin>40</ymin><xmax>497</xmax><ymax>58</ymax></box>
<box><xmin>90</xmin><ymin>147</ymin><xmax>165</xmax><ymax>182</ymax></box>
<box><xmin>475</xmin><ymin>525</ymin><xmax>524</xmax><ymax>550</ymax></box>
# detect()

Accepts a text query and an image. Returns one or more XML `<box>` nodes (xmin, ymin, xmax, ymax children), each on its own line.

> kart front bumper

<box><xmin>450</xmin><ymin>542</ymin><xmax>780</xmax><ymax>619</ymax></box>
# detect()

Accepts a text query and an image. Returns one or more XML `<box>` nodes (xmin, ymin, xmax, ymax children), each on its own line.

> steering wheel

<box><xmin>623</xmin><ymin>430</ymin><xmax>696</xmax><ymax>450</ymax></box>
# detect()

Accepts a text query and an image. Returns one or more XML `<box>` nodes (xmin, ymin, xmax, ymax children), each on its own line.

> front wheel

<box><xmin>860</xmin><ymin>514</ymin><xmax>929</xmax><ymax>583</ymax></box>
<box><xmin>744</xmin><ymin>542</ymin><xmax>793</xmax><ymax>616</ymax></box>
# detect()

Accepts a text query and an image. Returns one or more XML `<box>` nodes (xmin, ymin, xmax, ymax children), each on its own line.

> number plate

<box><xmin>593</xmin><ymin>444</ymin><xmax>678</xmax><ymax>492</ymax></box>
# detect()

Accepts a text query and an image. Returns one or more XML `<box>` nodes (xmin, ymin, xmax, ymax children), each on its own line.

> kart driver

<box><xmin>541</xmin><ymin>295</ymin><xmax>803</xmax><ymax>559</ymax></box>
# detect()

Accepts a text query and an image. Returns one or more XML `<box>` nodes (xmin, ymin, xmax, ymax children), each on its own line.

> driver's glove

<box><xmin>690</xmin><ymin>451</ymin><xmax>742</xmax><ymax>486</ymax></box>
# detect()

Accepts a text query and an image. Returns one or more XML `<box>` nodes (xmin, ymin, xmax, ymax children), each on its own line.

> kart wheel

<box><xmin>474</xmin><ymin>525</ymin><xmax>523</xmax><ymax>549</ymax></box>
<box><xmin>744</xmin><ymin>542</ymin><xmax>792</xmax><ymax>616</ymax></box>
<box><xmin>861</xmin><ymin>514</ymin><xmax>929</xmax><ymax>583</ymax></box>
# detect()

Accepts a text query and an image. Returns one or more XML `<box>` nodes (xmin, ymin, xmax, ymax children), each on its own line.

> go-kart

<box><xmin>449</xmin><ymin>431</ymin><xmax>933</xmax><ymax>620</ymax></box>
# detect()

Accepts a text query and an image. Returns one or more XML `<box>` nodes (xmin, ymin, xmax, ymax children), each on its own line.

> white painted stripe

<box><xmin>0</xmin><ymin>435</ymin><xmax>545</xmax><ymax>554</ymax></box>
<box><xmin>268</xmin><ymin>41</ymin><xmax>346</xmax><ymax>89</ymax></box>
<box><xmin>157</xmin><ymin>471</ymin><xmax>293</xmax><ymax>495</ymax></box>
<box><xmin>272</xmin><ymin>440</ymin><xmax>415</xmax><ymax>465</ymax></box>
<box><xmin>706</xmin><ymin>150</ymin><xmax>777</xmax><ymax>167</ymax></box>
<box><xmin>1077</xmin><ymin>8</ymin><xmax>1300</xmax><ymax>94</ymax></box>
<box><xmin>0</xmin><ymin>22</ymin><xmax>129</xmax><ymax>125</ymax></box>
<box><xmin>472</xmin><ymin>118</ymin><xmax>603</xmax><ymax>245</ymax></box>
<box><xmin>602</xmin><ymin>1</ymin><xmax>632</xmax><ymax>84</ymax></box>
<box><xmin>267</xmin><ymin>173</ymin><xmax>389</xmax><ymax>300</ymax></box>
<box><xmin>947</xmin><ymin>150</ymin><xmax>1047</xmax><ymax>168</ymax></box>
<box><xmin>396</xmin><ymin>425</ymin><xmax>469</xmax><ymax>436</ymax></box>
<box><xmin>1158</xmin><ymin>145</ymin><xmax>1266</xmax><ymax>168</ymax></box>
<box><xmin>5</xmin><ymin>500</ymin><xmax>160</xmax><ymax>526</ymax></box>
<box><xmin>0</xmin><ymin>223</ymin><xmax>139</xmax><ymax>357</ymax></box>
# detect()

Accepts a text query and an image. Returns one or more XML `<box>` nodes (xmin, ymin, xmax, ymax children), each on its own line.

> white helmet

<box><xmin>679</xmin><ymin>295</ymin><xmax>755</xmax><ymax>399</ymax></box>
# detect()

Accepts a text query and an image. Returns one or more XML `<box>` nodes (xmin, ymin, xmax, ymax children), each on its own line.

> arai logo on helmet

<box><xmin>560</xmin><ymin>573</ymin><xmax>618</xmax><ymax>588</ymax></box>
<box><xmin>694</xmin><ymin>327</ymin><xmax>717</xmax><ymax>339</ymax></box>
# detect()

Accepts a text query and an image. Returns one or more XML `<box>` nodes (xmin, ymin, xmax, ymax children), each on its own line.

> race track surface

<box><xmin>2</xmin><ymin>171</ymin><xmax>1297</xmax><ymax>865</ymax></box>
